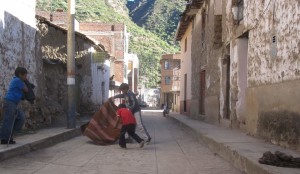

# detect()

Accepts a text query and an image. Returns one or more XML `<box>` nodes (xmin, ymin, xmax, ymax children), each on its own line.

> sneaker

<box><xmin>139</xmin><ymin>141</ymin><xmax>145</xmax><ymax>148</ymax></box>
<box><xmin>146</xmin><ymin>137</ymin><xmax>151</xmax><ymax>143</ymax></box>
<box><xmin>1</xmin><ymin>139</ymin><xmax>16</xmax><ymax>144</ymax></box>
<box><xmin>119</xmin><ymin>145</ymin><xmax>126</xmax><ymax>149</ymax></box>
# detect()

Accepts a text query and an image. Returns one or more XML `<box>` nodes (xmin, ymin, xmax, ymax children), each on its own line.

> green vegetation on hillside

<box><xmin>127</xmin><ymin>0</ymin><xmax>185</xmax><ymax>44</ymax></box>
<box><xmin>36</xmin><ymin>0</ymin><xmax>179</xmax><ymax>87</ymax></box>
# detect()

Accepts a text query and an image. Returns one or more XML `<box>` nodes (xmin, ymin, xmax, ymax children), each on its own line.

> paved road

<box><xmin>0</xmin><ymin>110</ymin><xmax>243</xmax><ymax>174</ymax></box>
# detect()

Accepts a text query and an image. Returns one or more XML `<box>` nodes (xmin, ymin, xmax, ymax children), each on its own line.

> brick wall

<box><xmin>114</xmin><ymin>61</ymin><xmax>124</xmax><ymax>82</ymax></box>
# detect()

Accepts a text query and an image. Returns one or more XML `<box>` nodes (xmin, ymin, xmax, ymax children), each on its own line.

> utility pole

<box><xmin>67</xmin><ymin>0</ymin><xmax>76</xmax><ymax>128</ymax></box>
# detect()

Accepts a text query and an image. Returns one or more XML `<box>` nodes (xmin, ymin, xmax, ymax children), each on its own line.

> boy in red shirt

<box><xmin>115</xmin><ymin>104</ymin><xmax>145</xmax><ymax>148</ymax></box>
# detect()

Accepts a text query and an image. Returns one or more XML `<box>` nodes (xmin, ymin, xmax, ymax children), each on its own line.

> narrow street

<box><xmin>0</xmin><ymin>110</ymin><xmax>242</xmax><ymax>174</ymax></box>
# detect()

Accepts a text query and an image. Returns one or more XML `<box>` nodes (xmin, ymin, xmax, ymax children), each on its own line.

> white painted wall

<box><xmin>179</xmin><ymin>23</ymin><xmax>193</xmax><ymax>102</ymax></box>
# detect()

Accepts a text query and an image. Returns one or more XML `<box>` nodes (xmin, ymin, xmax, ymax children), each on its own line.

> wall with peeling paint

<box><xmin>243</xmin><ymin>0</ymin><xmax>300</xmax><ymax>85</ymax></box>
<box><xmin>222</xmin><ymin>0</ymin><xmax>300</xmax><ymax>150</ymax></box>
<box><xmin>189</xmin><ymin>0</ymin><xmax>223</xmax><ymax>124</ymax></box>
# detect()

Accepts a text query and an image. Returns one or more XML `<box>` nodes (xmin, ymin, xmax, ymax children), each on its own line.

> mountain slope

<box><xmin>127</xmin><ymin>0</ymin><xmax>156</xmax><ymax>25</ymax></box>
<box><xmin>127</xmin><ymin>0</ymin><xmax>185</xmax><ymax>43</ymax></box>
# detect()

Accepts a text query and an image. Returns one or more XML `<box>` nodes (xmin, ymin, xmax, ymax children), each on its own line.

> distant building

<box><xmin>79</xmin><ymin>23</ymin><xmax>139</xmax><ymax>98</ymax></box>
<box><xmin>160</xmin><ymin>54</ymin><xmax>181</xmax><ymax>112</ymax></box>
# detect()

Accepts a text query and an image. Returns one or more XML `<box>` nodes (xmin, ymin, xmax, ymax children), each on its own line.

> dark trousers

<box><xmin>1</xmin><ymin>100</ymin><xmax>25</xmax><ymax>140</ymax></box>
<box><xmin>119</xmin><ymin>124</ymin><xmax>143</xmax><ymax>148</ymax></box>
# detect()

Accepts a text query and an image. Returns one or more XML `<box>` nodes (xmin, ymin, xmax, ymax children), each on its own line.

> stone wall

<box><xmin>242</xmin><ymin>0</ymin><xmax>300</xmax><ymax>86</ymax></box>
<box><xmin>0</xmin><ymin>3</ymin><xmax>105</xmax><ymax>131</ymax></box>
<box><xmin>0</xmin><ymin>0</ymin><xmax>45</xmax><ymax>129</ymax></box>
<box><xmin>223</xmin><ymin>0</ymin><xmax>300</xmax><ymax>149</ymax></box>
<box><xmin>38</xmin><ymin>19</ymin><xmax>106</xmax><ymax>117</ymax></box>
<box><xmin>178</xmin><ymin>0</ymin><xmax>300</xmax><ymax>150</ymax></box>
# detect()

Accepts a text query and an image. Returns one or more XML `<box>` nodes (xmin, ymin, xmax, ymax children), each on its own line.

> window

<box><xmin>165</xmin><ymin>76</ymin><xmax>171</xmax><ymax>85</ymax></box>
<box><xmin>128</xmin><ymin>61</ymin><xmax>133</xmax><ymax>71</ymax></box>
<box><xmin>201</xmin><ymin>10</ymin><xmax>206</xmax><ymax>48</ymax></box>
<box><xmin>124</xmin><ymin>64</ymin><xmax>127</xmax><ymax>79</ymax></box>
<box><xmin>184</xmin><ymin>37</ymin><xmax>187</xmax><ymax>52</ymax></box>
<box><xmin>164</xmin><ymin>61</ymin><xmax>170</xmax><ymax>69</ymax></box>
<box><xmin>237</xmin><ymin>0</ymin><xmax>244</xmax><ymax>21</ymax></box>
<box><xmin>199</xmin><ymin>70</ymin><xmax>206</xmax><ymax>114</ymax></box>
<box><xmin>174</xmin><ymin>94</ymin><xmax>177</xmax><ymax>104</ymax></box>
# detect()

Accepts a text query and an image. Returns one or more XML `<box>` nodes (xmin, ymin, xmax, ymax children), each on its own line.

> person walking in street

<box><xmin>111</xmin><ymin>83</ymin><xmax>151</xmax><ymax>143</ymax></box>
<box><xmin>115</xmin><ymin>104</ymin><xmax>145</xmax><ymax>148</ymax></box>
<box><xmin>162</xmin><ymin>104</ymin><xmax>169</xmax><ymax>117</ymax></box>
<box><xmin>1</xmin><ymin>67</ymin><xmax>29</xmax><ymax>144</ymax></box>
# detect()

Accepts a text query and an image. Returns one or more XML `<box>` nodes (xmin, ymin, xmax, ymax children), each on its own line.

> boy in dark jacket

<box><xmin>115</xmin><ymin>104</ymin><xmax>145</xmax><ymax>148</ymax></box>
<box><xmin>111</xmin><ymin>83</ymin><xmax>151</xmax><ymax>143</ymax></box>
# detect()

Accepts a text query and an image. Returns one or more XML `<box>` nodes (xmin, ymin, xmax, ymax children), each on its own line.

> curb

<box><xmin>0</xmin><ymin>127</ymin><xmax>81</xmax><ymax>162</ymax></box>
<box><xmin>169</xmin><ymin>115</ymin><xmax>273</xmax><ymax>174</ymax></box>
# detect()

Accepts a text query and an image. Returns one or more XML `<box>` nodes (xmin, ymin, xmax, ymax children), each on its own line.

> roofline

<box><xmin>174</xmin><ymin>0</ymin><xmax>205</xmax><ymax>41</ymax></box>
<box><xmin>36</xmin><ymin>14</ymin><xmax>107</xmax><ymax>52</ymax></box>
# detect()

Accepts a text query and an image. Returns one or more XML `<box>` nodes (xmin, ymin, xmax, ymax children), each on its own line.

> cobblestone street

<box><xmin>0</xmin><ymin>111</ymin><xmax>242</xmax><ymax>174</ymax></box>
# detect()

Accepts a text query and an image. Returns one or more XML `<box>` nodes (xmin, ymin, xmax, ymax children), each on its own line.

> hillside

<box><xmin>36</xmin><ymin>0</ymin><xmax>181</xmax><ymax>87</ymax></box>
<box><xmin>127</xmin><ymin>0</ymin><xmax>185</xmax><ymax>44</ymax></box>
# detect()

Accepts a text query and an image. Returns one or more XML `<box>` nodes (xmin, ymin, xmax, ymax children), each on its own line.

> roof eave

<box><xmin>174</xmin><ymin>0</ymin><xmax>205</xmax><ymax>41</ymax></box>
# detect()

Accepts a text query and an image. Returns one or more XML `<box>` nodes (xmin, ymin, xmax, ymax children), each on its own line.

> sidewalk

<box><xmin>170</xmin><ymin>112</ymin><xmax>300</xmax><ymax>174</ymax></box>
<box><xmin>0</xmin><ymin>117</ymin><xmax>89</xmax><ymax>162</ymax></box>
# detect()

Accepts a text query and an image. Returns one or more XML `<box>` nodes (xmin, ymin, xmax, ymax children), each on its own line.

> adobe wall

<box><xmin>246</xmin><ymin>80</ymin><xmax>300</xmax><ymax>151</ymax></box>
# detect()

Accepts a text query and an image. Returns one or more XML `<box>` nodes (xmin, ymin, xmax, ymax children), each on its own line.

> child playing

<box><xmin>115</xmin><ymin>104</ymin><xmax>145</xmax><ymax>148</ymax></box>
<box><xmin>111</xmin><ymin>83</ymin><xmax>151</xmax><ymax>143</ymax></box>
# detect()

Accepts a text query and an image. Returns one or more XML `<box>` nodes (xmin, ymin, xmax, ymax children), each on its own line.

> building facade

<box><xmin>160</xmin><ymin>54</ymin><xmax>181</xmax><ymax>112</ymax></box>
<box><xmin>176</xmin><ymin>0</ymin><xmax>300</xmax><ymax>150</ymax></box>
<box><xmin>79</xmin><ymin>23</ymin><xmax>139</xmax><ymax>95</ymax></box>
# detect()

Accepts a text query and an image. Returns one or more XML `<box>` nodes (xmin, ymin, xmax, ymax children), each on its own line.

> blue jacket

<box><xmin>4</xmin><ymin>77</ymin><xmax>25</xmax><ymax>104</ymax></box>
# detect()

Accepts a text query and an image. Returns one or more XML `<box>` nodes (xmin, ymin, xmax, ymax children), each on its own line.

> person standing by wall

<box><xmin>1</xmin><ymin>67</ymin><xmax>29</xmax><ymax>144</ymax></box>
<box><xmin>111</xmin><ymin>83</ymin><xmax>151</xmax><ymax>143</ymax></box>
